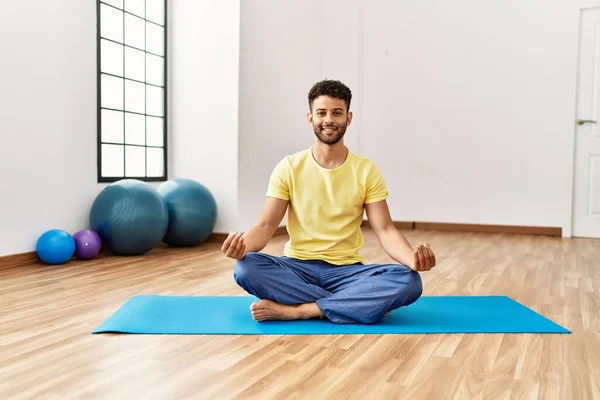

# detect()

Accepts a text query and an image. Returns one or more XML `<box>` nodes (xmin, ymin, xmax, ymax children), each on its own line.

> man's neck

<box><xmin>312</xmin><ymin>141</ymin><xmax>348</xmax><ymax>169</ymax></box>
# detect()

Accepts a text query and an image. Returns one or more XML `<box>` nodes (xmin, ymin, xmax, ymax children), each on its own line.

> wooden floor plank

<box><xmin>0</xmin><ymin>228</ymin><xmax>598</xmax><ymax>399</ymax></box>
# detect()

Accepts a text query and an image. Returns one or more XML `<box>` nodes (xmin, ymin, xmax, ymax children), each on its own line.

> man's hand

<box><xmin>365</xmin><ymin>201</ymin><xmax>438</xmax><ymax>272</ymax></box>
<box><xmin>411</xmin><ymin>242</ymin><xmax>436</xmax><ymax>272</ymax></box>
<box><xmin>221</xmin><ymin>232</ymin><xmax>246</xmax><ymax>259</ymax></box>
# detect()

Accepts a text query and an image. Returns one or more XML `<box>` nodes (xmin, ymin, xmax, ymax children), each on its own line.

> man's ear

<box><xmin>307</xmin><ymin>111</ymin><xmax>313</xmax><ymax>125</ymax></box>
<box><xmin>347</xmin><ymin>111</ymin><xmax>353</xmax><ymax>125</ymax></box>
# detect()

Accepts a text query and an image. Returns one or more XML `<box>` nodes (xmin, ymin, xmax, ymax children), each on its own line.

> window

<box><xmin>97</xmin><ymin>0</ymin><xmax>167</xmax><ymax>182</ymax></box>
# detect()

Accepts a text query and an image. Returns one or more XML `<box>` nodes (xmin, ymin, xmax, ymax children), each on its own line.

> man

<box><xmin>222</xmin><ymin>79</ymin><xmax>436</xmax><ymax>324</ymax></box>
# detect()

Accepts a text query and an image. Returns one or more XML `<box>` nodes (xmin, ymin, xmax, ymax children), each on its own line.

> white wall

<box><xmin>361</xmin><ymin>0</ymin><xmax>588</xmax><ymax>235</ymax></box>
<box><xmin>0</xmin><ymin>1</ymin><xmax>100</xmax><ymax>257</ymax></box>
<box><xmin>2</xmin><ymin>0</ymin><xmax>596</xmax><ymax>257</ymax></box>
<box><xmin>169</xmin><ymin>0</ymin><xmax>240</xmax><ymax>233</ymax></box>
<box><xmin>0</xmin><ymin>0</ymin><xmax>241</xmax><ymax>257</ymax></box>
<box><xmin>171</xmin><ymin>0</ymin><xmax>362</xmax><ymax>233</ymax></box>
<box><xmin>178</xmin><ymin>0</ymin><xmax>595</xmax><ymax>236</ymax></box>
<box><xmin>237</xmin><ymin>0</ymin><xmax>361</xmax><ymax>230</ymax></box>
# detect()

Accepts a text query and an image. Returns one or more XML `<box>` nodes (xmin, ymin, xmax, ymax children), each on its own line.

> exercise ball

<box><xmin>73</xmin><ymin>229</ymin><xmax>102</xmax><ymax>260</ymax></box>
<box><xmin>90</xmin><ymin>179</ymin><xmax>169</xmax><ymax>255</ymax></box>
<box><xmin>158</xmin><ymin>178</ymin><xmax>217</xmax><ymax>247</ymax></box>
<box><xmin>36</xmin><ymin>229</ymin><xmax>76</xmax><ymax>265</ymax></box>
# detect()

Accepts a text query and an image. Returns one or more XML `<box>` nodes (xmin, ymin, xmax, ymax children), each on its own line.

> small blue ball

<box><xmin>36</xmin><ymin>229</ymin><xmax>76</xmax><ymax>265</ymax></box>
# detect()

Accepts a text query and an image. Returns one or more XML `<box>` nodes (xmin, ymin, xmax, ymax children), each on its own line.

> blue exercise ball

<box><xmin>36</xmin><ymin>229</ymin><xmax>76</xmax><ymax>265</ymax></box>
<box><xmin>158</xmin><ymin>178</ymin><xmax>217</xmax><ymax>247</ymax></box>
<box><xmin>90</xmin><ymin>179</ymin><xmax>169</xmax><ymax>255</ymax></box>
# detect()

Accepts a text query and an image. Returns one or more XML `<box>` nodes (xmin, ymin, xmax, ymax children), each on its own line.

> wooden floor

<box><xmin>1</xmin><ymin>228</ymin><xmax>599</xmax><ymax>399</ymax></box>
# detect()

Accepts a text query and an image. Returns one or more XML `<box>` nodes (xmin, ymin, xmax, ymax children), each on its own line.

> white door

<box><xmin>573</xmin><ymin>8</ymin><xmax>600</xmax><ymax>238</ymax></box>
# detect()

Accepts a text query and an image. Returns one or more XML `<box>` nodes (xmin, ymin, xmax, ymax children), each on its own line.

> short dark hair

<box><xmin>308</xmin><ymin>79</ymin><xmax>352</xmax><ymax>112</ymax></box>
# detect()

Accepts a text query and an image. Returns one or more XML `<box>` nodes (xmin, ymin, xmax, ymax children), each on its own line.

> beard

<box><xmin>313</xmin><ymin>123</ymin><xmax>347</xmax><ymax>145</ymax></box>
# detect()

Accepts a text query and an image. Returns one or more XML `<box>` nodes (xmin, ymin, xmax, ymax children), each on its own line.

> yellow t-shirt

<box><xmin>266</xmin><ymin>147</ymin><xmax>389</xmax><ymax>265</ymax></box>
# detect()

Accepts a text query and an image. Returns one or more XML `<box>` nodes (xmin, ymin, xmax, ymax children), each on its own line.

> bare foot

<box><xmin>384</xmin><ymin>312</ymin><xmax>391</xmax><ymax>318</ymax></box>
<box><xmin>250</xmin><ymin>299</ymin><xmax>322</xmax><ymax>322</ymax></box>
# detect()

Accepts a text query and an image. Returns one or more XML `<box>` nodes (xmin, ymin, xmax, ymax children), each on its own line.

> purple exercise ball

<box><xmin>73</xmin><ymin>229</ymin><xmax>102</xmax><ymax>260</ymax></box>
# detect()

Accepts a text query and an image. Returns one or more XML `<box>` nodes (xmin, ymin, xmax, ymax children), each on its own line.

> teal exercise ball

<box><xmin>90</xmin><ymin>179</ymin><xmax>169</xmax><ymax>255</ymax></box>
<box><xmin>36</xmin><ymin>229</ymin><xmax>76</xmax><ymax>265</ymax></box>
<box><xmin>158</xmin><ymin>178</ymin><xmax>217</xmax><ymax>247</ymax></box>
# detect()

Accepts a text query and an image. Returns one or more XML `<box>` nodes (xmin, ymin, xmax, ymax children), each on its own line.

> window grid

<box><xmin>102</xmin><ymin>71</ymin><xmax>164</xmax><ymax>88</ymax></box>
<box><xmin>97</xmin><ymin>0</ymin><xmax>168</xmax><ymax>183</ymax></box>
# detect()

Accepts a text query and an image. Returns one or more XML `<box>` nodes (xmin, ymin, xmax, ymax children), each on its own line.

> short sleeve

<box><xmin>365</xmin><ymin>163</ymin><xmax>389</xmax><ymax>204</ymax></box>
<box><xmin>266</xmin><ymin>158</ymin><xmax>290</xmax><ymax>201</ymax></box>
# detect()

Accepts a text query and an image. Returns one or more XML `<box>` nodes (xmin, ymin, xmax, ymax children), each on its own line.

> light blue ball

<box><xmin>158</xmin><ymin>178</ymin><xmax>218</xmax><ymax>247</ymax></box>
<box><xmin>36</xmin><ymin>229</ymin><xmax>76</xmax><ymax>265</ymax></box>
<box><xmin>90</xmin><ymin>179</ymin><xmax>169</xmax><ymax>255</ymax></box>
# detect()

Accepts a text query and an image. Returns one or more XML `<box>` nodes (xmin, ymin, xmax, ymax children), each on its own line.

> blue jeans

<box><xmin>233</xmin><ymin>252</ymin><xmax>423</xmax><ymax>324</ymax></box>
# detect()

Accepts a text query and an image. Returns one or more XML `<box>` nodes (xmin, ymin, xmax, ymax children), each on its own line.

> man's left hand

<box><xmin>411</xmin><ymin>242</ymin><xmax>436</xmax><ymax>272</ymax></box>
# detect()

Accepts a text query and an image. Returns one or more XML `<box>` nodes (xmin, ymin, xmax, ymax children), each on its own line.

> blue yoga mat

<box><xmin>92</xmin><ymin>295</ymin><xmax>570</xmax><ymax>335</ymax></box>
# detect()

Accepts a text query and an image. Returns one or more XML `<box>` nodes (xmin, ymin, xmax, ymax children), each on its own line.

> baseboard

<box><xmin>205</xmin><ymin>233</ymin><xmax>228</xmax><ymax>243</ymax></box>
<box><xmin>0</xmin><ymin>227</ymin><xmax>289</xmax><ymax>270</ymax></box>
<box><xmin>361</xmin><ymin>220</ymin><xmax>414</xmax><ymax>230</ymax></box>
<box><xmin>413</xmin><ymin>222</ymin><xmax>561</xmax><ymax>236</ymax></box>
<box><xmin>206</xmin><ymin>226</ymin><xmax>288</xmax><ymax>243</ymax></box>
<box><xmin>0</xmin><ymin>222</ymin><xmax>560</xmax><ymax>269</ymax></box>
<box><xmin>210</xmin><ymin>223</ymin><xmax>560</xmax><ymax>238</ymax></box>
<box><xmin>362</xmin><ymin>220</ymin><xmax>561</xmax><ymax>236</ymax></box>
<box><xmin>0</xmin><ymin>251</ymin><xmax>39</xmax><ymax>271</ymax></box>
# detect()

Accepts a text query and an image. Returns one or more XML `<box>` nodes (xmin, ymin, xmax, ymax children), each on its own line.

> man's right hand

<box><xmin>221</xmin><ymin>232</ymin><xmax>247</xmax><ymax>259</ymax></box>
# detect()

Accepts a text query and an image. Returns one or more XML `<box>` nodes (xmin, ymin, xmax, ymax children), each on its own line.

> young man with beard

<box><xmin>222</xmin><ymin>79</ymin><xmax>437</xmax><ymax>324</ymax></box>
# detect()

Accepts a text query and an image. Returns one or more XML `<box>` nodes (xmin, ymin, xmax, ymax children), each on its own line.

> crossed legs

<box><xmin>233</xmin><ymin>252</ymin><xmax>423</xmax><ymax>324</ymax></box>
